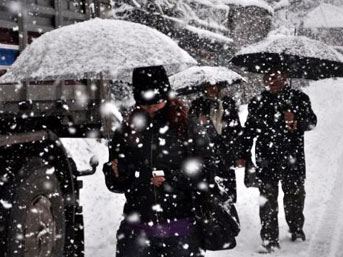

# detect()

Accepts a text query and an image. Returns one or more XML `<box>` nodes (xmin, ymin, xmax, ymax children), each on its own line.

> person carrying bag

<box><xmin>189</xmin><ymin>96</ymin><xmax>241</xmax><ymax>251</ymax></box>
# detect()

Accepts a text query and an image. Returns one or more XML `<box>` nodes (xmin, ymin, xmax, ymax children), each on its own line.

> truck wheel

<box><xmin>7</xmin><ymin>159</ymin><xmax>65</xmax><ymax>257</ymax></box>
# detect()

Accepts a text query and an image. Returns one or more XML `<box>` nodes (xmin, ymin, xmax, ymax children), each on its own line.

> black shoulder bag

<box><xmin>193</xmin><ymin>175</ymin><xmax>240</xmax><ymax>250</ymax></box>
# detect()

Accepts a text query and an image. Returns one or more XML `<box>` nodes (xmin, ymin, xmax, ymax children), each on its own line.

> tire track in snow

<box><xmin>307</xmin><ymin>152</ymin><xmax>343</xmax><ymax>257</ymax></box>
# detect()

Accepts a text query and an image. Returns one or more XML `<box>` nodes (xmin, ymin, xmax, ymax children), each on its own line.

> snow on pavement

<box><xmin>303</xmin><ymin>79</ymin><xmax>343</xmax><ymax>257</ymax></box>
<box><xmin>63</xmin><ymin>78</ymin><xmax>343</xmax><ymax>257</ymax></box>
<box><xmin>60</xmin><ymin>138</ymin><xmax>125</xmax><ymax>257</ymax></box>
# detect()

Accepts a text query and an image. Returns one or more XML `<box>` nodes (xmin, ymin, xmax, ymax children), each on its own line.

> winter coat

<box><xmin>189</xmin><ymin>96</ymin><xmax>242</xmax><ymax>202</ymax></box>
<box><xmin>103</xmin><ymin>103</ymin><xmax>215</xmax><ymax>225</ymax></box>
<box><xmin>239</xmin><ymin>86</ymin><xmax>317</xmax><ymax>181</ymax></box>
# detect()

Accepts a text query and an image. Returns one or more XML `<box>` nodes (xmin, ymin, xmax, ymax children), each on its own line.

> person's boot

<box><xmin>291</xmin><ymin>230</ymin><xmax>306</xmax><ymax>242</ymax></box>
<box><xmin>258</xmin><ymin>241</ymin><xmax>280</xmax><ymax>254</ymax></box>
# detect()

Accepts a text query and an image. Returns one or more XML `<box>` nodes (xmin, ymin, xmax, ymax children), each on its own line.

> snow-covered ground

<box><xmin>63</xmin><ymin>78</ymin><xmax>343</xmax><ymax>257</ymax></box>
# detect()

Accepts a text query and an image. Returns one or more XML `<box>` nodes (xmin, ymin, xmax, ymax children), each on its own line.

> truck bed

<box><xmin>0</xmin><ymin>81</ymin><xmax>104</xmax><ymax>137</ymax></box>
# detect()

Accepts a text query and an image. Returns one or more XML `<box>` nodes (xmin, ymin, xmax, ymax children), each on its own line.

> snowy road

<box><xmin>307</xmin><ymin>151</ymin><xmax>343</xmax><ymax>257</ymax></box>
<box><xmin>62</xmin><ymin>78</ymin><xmax>343</xmax><ymax>257</ymax></box>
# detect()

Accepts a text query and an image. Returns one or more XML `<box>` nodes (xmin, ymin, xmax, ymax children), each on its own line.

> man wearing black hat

<box><xmin>103</xmin><ymin>65</ymin><xmax>210</xmax><ymax>257</ymax></box>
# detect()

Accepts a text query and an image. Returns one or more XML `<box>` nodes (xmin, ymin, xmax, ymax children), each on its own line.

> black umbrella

<box><xmin>230</xmin><ymin>35</ymin><xmax>343</xmax><ymax>80</ymax></box>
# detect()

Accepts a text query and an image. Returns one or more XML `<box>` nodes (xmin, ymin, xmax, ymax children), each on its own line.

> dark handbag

<box><xmin>244</xmin><ymin>156</ymin><xmax>260</xmax><ymax>188</ymax></box>
<box><xmin>194</xmin><ymin>177</ymin><xmax>240</xmax><ymax>251</ymax></box>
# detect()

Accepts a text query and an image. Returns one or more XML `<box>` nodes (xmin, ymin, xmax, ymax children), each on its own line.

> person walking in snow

<box><xmin>103</xmin><ymin>65</ymin><xmax>214</xmax><ymax>257</ymax></box>
<box><xmin>236</xmin><ymin>69</ymin><xmax>317</xmax><ymax>253</ymax></box>
<box><xmin>189</xmin><ymin>83</ymin><xmax>242</xmax><ymax>203</ymax></box>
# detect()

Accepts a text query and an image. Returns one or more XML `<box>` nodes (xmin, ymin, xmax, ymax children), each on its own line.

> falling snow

<box><xmin>1</xmin><ymin>1</ymin><xmax>343</xmax><ymax>257</ymax></box>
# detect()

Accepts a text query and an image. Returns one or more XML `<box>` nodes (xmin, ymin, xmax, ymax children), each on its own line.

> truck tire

<box><xmin>6</xmin><ymin>158</ymin><xmax>66</xmax><ymax>257</ymax></box>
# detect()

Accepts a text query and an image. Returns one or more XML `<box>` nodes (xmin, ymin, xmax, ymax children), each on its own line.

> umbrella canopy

<box><xmin>230</xmin><ymin>35</ymin><xmax>343</xmax><ymax>80</ymax></box>
<box><xmin>0</xmin><ymin>18</ymin><xmax>197</xmax><ymax>83</ymax></box>
<box><xmin>169</xmin><ymin>66</ymin><xmax>244</xmax><ymax>95</ymax></box>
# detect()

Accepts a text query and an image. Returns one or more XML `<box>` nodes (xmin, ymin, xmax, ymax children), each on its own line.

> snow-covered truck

<box><xmin>0</xmin><ymin>1</ymin><xmax>111</xmax><ymax>257</ymax></box>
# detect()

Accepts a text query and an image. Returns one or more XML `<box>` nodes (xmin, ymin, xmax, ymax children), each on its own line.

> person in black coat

<box><xmin>103</xmin><ymin>66</ymin><xmax>214</xmax><ymax>257</ymax></box>
<box><xmin>189</xmin><ymin>83</ymin><xmax>242</xmax><ymax>203</ymax></box>
<box><xmin>236</xmin><ymin>69</ymin><xmax>317</xmax><ymax>253</ymax></box>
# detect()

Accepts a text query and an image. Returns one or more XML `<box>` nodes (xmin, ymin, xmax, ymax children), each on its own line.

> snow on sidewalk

<box><xmin>303</xmin><ymin>79</ymin><xmax>343</xmax><ymax>257</ymax></box>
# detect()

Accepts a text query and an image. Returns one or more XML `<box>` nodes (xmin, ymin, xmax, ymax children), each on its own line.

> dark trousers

<box><xmin>227</xmin><ymin>168</ymin><xmax>237</xmax><ymax>203</ymax></box>
<box><xmin>259</xmin><ymin>177</ymin><xmax>305</xmax><ymax>244</ymax></box>
<box><xmin>116</xmin><ymin>225</ymin><xmax>205</xmax><ymax>257</ymax></box>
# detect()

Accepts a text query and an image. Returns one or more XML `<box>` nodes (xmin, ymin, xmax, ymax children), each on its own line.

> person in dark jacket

<box><xmin>189</xmin><ymin>83</ymin><xmax>242</xmax><ymax>203</ymax></box>
<box><xmin>103</xmin><ymin>65</ymin><xmax>213</xmax><ymax>257</ymax></box>
<box><xmin>236</xmin><ymin>69</ymin><xmax>317</xmax><ymax>253</ymax></box>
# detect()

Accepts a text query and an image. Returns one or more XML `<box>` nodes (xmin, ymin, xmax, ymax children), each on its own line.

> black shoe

<box><xmin>258</xmin><ymin>242</ymin><xmax>280</xmax><ymax>254</ymax></box>
<box><xmin>291</xmin><ymin>230</ymin><xmax>306</xmax><ymax>241</ymax></box>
